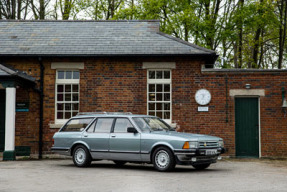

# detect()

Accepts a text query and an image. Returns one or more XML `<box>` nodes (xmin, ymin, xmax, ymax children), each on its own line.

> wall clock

<box><xmin>195</xmin><ymin>89</ymin><xmax>211</xmax><ymax>105</ymax></box>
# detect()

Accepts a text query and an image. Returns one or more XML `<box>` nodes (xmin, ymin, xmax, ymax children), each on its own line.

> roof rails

<box><xmin>76</xmin><ymin>112</ymin><xmax>133</xmax><ymax>116</ymax></box>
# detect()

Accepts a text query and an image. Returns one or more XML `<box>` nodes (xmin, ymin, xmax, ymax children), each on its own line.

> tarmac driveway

<box><xmin>0</xmin><ymin>159</ymin><xmax>287</xmax><ymax>192</ymax></box>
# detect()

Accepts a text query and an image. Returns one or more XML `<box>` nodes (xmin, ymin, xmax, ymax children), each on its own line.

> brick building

<box><xmin>0</xmin><ymin>20</ymin><xmax>286</xmax><ymax>160</ymax></box>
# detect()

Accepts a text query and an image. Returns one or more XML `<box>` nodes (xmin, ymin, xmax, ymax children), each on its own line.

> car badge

<box><xmin>204</xmin><ymin>142</ymin><xmax>207</xmax><ymax>147</ymax></box>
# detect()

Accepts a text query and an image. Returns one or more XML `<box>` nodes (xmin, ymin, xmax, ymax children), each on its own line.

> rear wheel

<box><xmin>72</xmin><ymin>145</ymin><xmax>92</xmax><ymax>167</ymax></box>
<box><xmin>152</xmin><ymin>147</ymin><xmax>175</xmax><ymax>172</ymax></box>
<box><xmin>113</xmin><ymin>161</ymin><xmax>127</xmax><ymax>166</ymax></box>
<box><xmin>192</xmin><ymin>163</ymin><xmax>210</xmax><ymax>170</ymax></box>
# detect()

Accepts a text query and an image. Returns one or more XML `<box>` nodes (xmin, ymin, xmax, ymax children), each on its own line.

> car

<box><xmin>51</xmin><ymin>112</ymin><xmax>225</xmax><ymax>172</ymax></box>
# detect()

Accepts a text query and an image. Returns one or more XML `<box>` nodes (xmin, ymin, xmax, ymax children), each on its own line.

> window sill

<box><xmin>49</xmin><ymin>123</ymin><xmax>64</xmax><ymax>129</ymax></box>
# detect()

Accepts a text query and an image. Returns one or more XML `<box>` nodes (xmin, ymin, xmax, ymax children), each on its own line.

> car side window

<box><xmin>86</xmin><ymin>120</ymin><xmax>96</xmax><ymax>133</ymax></box>
<box><xmin>114</xmin><ymin>118</ymin><xmax>133</xmax><ymax>133</ymax></box>
<box><xmin>94</xmin><ymin>118</ymin><xmax>114</xmax><ymax>133</ymax></box>
<box><xmin>61</xmin><ymin>118</ymin><xmax>93</xmax><ymax>132</ymax></box>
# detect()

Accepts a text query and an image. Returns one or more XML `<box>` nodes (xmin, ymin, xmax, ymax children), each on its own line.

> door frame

<box><xmin>0</xmin><ymin>90</ymin><xmax>5</xmax><ymax>152</ymax></box>
<box><xmin>234</xmin><ymin>96</ymin><xmax>261</xmax><ymax>158</ymax></box>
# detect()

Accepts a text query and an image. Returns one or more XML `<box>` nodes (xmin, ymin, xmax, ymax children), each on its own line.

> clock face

<box><xmin>195</xmin><ymin>89</ymin><xmax>211</xmax><ymax>105</ymax></box>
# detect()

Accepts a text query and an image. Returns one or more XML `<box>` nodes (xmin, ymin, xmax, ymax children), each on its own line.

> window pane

<box><xmin>72</xmin><ymin>112</ymin><xmax>78</xmax><ymax>116</ymax></box>
<box><xmin>164</xmin><ymin>84</ymin><xmax>170</xmax><ymax>92</ymax></box>
<box><xmin>65</xmin><ymin>103</ymin><xmax>71</xmax><ymax>110</ymax></box>
<box><xmin>73</xmin><ymin>71</ymin><xmax>80</xmax><ymax>79</ymax></box>
<box><xmin>156</xmin><ymin>93</ymin><xmax>162</xmax><ymax>101</ymax></box>
<box><xmin>57</xmin><ymin>94</ymin><xmax>63</xmax><ymax>101</ymax></box>
<box><xmin>149</xmin><ymin>111</ymin><xmax>155</xmax><ymax>116</ymax></box>
<box><xmin>149</xmin><ymin>103</ymin><xmax>155</xmax><ymax>110</ymax></box>
<box><xmin>58</xmin><ymin>71</ymin><xmax>64</xmax><ymax>79</ymax></box>
<box><xmin>114</xmin><ymin>118</ymin><xmax>133</xmax><ymax>133</ymax></box>
<box><xmin>57</xmin><ymin>85</ymin><xmax>64</xmax><ymax>92</ymax></box>
<box><xmin>164</xmin><ymin>71</ymin><xmax>170</xmax><ymax>79</ymax></box>
<box><xmin>156</xmin><ymin>111</ymin><xmax>163</xmax><ymax>118</ymax></box>
<box><xmin>156</xmin><ymin>84</ymin><xmax>163</xmax><ymax>92</ymax></box>
<box><xmin>57</xmin><ymin>112</ymin><xmax>63</xmax><ymax>119</ymax></box>
<box><xmin>164</xmin><ymin>112</ymin><xmax>170</xmax><ymax>119</ymax></box>
<box><xmin>164</xmin><ymin>103</ymin><xmax>170</xmax><ymax>110</ymax></box>
<box><xmin>156</xmin><ymin>71</ymin><xmax>163</xmax><ymax>79</ymax></box>
<box><xmin>57</xmin><ymin>103</ymin><xmax>63</xmax><ymax>110</ymax></box>
<box><xmin>73</xmin><ymin>84</ymin><xmax>79</xmax><ymax>92</ymax></box>
<box><xmin>156</xmin><ymin>103</ymin><xmax>162</xmax><ymax>110</ymax></box>
<box><xmin>149</xmin><ymin>93</ymin><xmax>155</xmax><ymax>101</ymax></box>
<box><xmin>164</xmin><ymin>93</ymin><xmax>170</xmax><ymax>101</ymax></box>
<box><xmin>149</xmin><ymin>84</ymin><xmax>155</xmax><ymax>92</ymax></box>
<box><xmin>95</xmin><ymin>118</ymin><xmax>114</xmax><ymax>133</ymax></box>
<box><xmin>72</xmin><ymin>103</ymin><xmax>79</xmax><ymax>110</ymax></box>
<box><xmin>65</xmin><ymin>94</ymin><xmax>71</xmax><ymax>101</ymax></box>
<box><xmin>65</xmin><ymin>85</ymin><xmax>71</xmax><ymax>92</ymax></box>
<box><xmin>149</xmin><ymin>71</ymin><xmax>155</xmax><ymax>79</ymax></box>
<box><xmin>72</xmin><ymin>93</ymin><xmax>79</xmax><ymax>101</ymax></box>
<box><xmin>66</xmin><ymin>71</ymin><xmax>72</xmax><ymax>79</ymax></box>
<box><xmin>65</xmin><ymin>112</ymin><xmax>71</xmax><ymax>119</ymax></box>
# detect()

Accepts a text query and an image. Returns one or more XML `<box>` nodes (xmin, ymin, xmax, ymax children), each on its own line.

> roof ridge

<box><xmin>157</xmin><ymin>32</ymin><xmax>216</xmax><ymax>54</ymax></box>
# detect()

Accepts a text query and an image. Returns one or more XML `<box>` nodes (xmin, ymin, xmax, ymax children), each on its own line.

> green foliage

<box><xmin>1</xmin><ymin>0</ymin><xmax>287</xmax><ymax>69</ymax></box>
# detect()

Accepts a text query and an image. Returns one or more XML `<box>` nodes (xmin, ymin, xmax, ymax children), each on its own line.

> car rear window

<box><xmin>61</xmin><ymin>118</ymin><xmax>93</xmax><ymax>132</ymax></box>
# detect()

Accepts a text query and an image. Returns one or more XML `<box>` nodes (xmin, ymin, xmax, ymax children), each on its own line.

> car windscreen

<box><xmin>133</xmin><ymin>117</ymin><xmax>171</xmax><ymax>132</ymax></box>
<box><xmin>60</xmin><ymin>118</ymin><xmax>94</xmax><ymax>132</ymax></box>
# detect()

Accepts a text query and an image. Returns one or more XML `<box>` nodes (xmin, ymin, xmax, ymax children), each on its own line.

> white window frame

<box><xmin>55</xmin><ymin>70</ymin><xmax>80</xmax><ymax>124</ymax></box>
<box><xmin>147</xmin><ymin>69</ymin><xmax>172</xmax><ymax>124</ymax></box>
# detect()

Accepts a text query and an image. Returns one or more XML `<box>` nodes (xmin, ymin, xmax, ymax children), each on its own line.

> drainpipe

<box><xmin>225</xmin><ymin>75</ymin><xmax>229</xmax><ymax>123</ymax></box>
<box><xmin>38</xmin><ymin>57</ymin><xmax>44</xmax><ymax>159</ymax></box>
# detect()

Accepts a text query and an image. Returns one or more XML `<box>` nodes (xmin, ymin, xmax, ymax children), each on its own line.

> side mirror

<box><xmin>127</xmin><ymin>127</ymin><xmax>138</xmax><ymax>133</ymax></box>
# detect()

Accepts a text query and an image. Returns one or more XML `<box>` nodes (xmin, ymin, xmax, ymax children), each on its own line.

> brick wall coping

<box><xmin>202</xmin><ymin>68</ymin><xmax>287</xmax><ymax>74</ymax></box>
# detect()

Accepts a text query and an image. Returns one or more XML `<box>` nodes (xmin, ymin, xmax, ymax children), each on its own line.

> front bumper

<box><xmin>174</xmin><ymin>147</ymin><xmax>225</xmax><ymax>165</ymax></box>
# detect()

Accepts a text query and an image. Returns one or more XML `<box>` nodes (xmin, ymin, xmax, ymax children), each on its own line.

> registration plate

<box><xmin>205</xmin><ymin>149</ymin><xmax>217</xmax><ymax>155</ymax></box>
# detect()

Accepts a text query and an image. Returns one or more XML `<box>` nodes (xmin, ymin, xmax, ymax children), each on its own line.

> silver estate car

<box><xmin>52</xmin><ymin>112</ymin><xmax>225</xmax><ymax>171</ymax></box>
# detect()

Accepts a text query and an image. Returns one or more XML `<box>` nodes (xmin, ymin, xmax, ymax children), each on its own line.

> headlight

<box><xmin>182</xmin><ymin>141</ymin><xmax>198</xmax><ymax>149</ymax></box>
<box><xmin>219</xmin><ymin>140</ymin><xmax>224</xmax><ymax>147</ymax></box>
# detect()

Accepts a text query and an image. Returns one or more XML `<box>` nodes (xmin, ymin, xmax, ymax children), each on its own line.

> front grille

<box><xmin>199</xmin><ymin>141</ymin><xmax>218</xmax><ymax>148</ymax></box>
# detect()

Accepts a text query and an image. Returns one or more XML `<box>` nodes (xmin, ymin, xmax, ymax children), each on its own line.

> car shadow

<box><xmin>58</xmin><ymin>161</ymin><xmax>229</xmax><ymax>173</ymax></box>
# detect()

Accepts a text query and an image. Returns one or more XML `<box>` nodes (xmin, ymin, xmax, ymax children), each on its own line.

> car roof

<box><xmin>72</xmin><ymin>113</ymin><xmax>153</xmax><ymax>119</ymax></box>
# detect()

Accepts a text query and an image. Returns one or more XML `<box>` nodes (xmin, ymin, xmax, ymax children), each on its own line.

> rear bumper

<box><xmin>51</xmin><ymin>147</ymin><xmax>70</xmax><ymax>156</ymax></box>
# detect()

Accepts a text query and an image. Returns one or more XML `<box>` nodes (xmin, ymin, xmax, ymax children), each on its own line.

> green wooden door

<box><xmin>0</xmin><ymin>90</ymin><xmax>5</xmax><ymax>152</ymax></box>
<box><xmin>235</xmin><ymin>98</ymin><xmax>259</xmax><ymax>157</ymax></box>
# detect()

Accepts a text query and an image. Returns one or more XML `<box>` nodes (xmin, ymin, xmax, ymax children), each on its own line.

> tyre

<box><xmin>72</xmin><ymin>145</ymin><xmax>92</xmax><ymax>167</ymax></box>
<box><xmin>192</xmin><ymin>163</ymin><xmax>210</xmax><ymax>170</ymax></box>
<box><xmin>113</xmin><ymin>161</ymin><xmax>127</xmax><ymax>166</ymax></box>
<box><xmin>152</xmin><ymin>147</ymin><xmax>176</xmax><ymax>172</ymax></box>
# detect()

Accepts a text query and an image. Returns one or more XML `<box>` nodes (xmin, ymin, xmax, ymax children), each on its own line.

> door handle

<box><xmin>83</xmin><ymin>135</ymin><xmax>88</xmax><ymax>137</ymax></box>
<box><xmin>111</xmin><ymin>135</ymin><xmax>116</xmax><ymax>138</ymax></box>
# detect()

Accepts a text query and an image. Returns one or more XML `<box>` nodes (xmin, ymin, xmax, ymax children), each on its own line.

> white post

<box><xmin>3</xmin><ymin>87</ymin><xmax>16</xmax><ymax>160</ymax></box>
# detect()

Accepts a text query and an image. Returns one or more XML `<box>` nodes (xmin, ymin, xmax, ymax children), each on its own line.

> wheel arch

<box><xmin>70</xmin><ymin>141</ymin><xmax>90</xmax><ymax>156</ymax></box>
<box><xmin>150</xmin><ymin>142</ymin><xmax>175</xmax><ymax>162</ymax></box>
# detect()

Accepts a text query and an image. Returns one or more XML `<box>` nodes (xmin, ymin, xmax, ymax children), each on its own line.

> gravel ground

<box><xmin>0</xmin><ymin>159</ymin><xmax>287</xmax><ymax>192</ymax></box>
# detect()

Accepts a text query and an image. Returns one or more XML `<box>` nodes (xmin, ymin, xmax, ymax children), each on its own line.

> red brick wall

<box><xmin>3</xmin><ymin>57</ymin><xmax>287</xmax><ymax>157</ymax></box>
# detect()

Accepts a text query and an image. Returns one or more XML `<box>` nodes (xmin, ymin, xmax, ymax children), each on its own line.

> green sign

<box><xmin>16</xmin><ymin>102</ymin><xmax>29</xmax><ymax>112</ymax></box>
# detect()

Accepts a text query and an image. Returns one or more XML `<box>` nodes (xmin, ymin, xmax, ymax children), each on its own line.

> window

<box><xmin>56</xmin><ymin>70</ymin><xmax>80</xmax><ymax>123</ymax></box>
<box><xmin>147</xmin><ymin>70</ymin><xmax>171</xmax><ymax>123</ymax></box>
<box><xmin>60</xmin><ymin>118</ymin><xmax>93</xmax><ymax>132</ymax></box>
<box><xmin>114</xmin><ymin>118</ymin><xmax>133</xmax><ymax>133</ymax></box>
<box><xmin>94</xmin><ymin>118</ymin><xmax>114</xmax><ymax>133</ymax></box>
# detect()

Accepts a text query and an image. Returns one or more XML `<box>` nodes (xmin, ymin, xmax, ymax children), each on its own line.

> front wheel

<box><xmin>192</xmin><ymin>163</ymin><xmax>210</xmax><ymax>170</ymax></box>
<box><xmin>72</xmin><ymin>145</ymin><xmax>92</xmax><ymax>167</ymax></box>
<box><xmin>152</xmin><ymin>147</ymin><xmax>175</xmax><ymax>172</ymax></box>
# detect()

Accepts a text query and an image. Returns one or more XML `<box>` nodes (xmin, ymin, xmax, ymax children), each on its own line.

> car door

<box><xmin>82</xmin><ymin>117</ymin><xmax>114</xmax><ymax>159</ymax></box>
<box><xmin>109</xmin><ymin>118</ymin><xmax>141</xmax><ymax>161</ymax></box>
